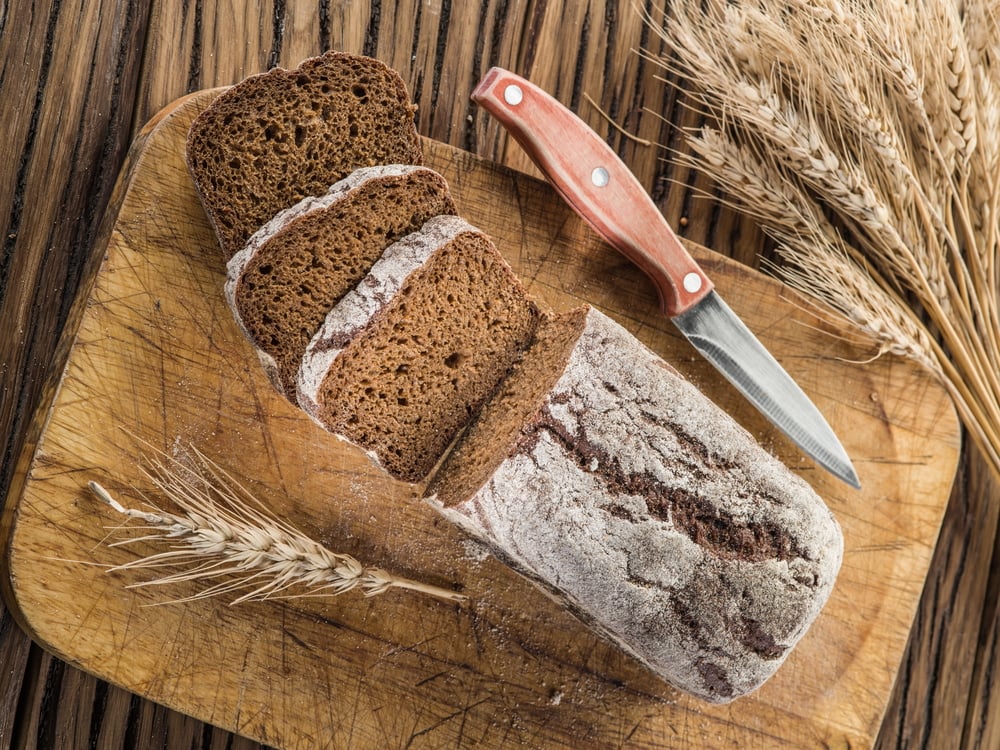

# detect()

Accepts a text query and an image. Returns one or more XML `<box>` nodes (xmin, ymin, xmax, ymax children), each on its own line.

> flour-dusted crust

<box><xmin>429</xmin><ymin>308</ymin><xmax>843</xmax><ymax>703</ymax></box>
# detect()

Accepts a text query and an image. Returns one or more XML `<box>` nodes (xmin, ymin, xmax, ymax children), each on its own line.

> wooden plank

<box><xmin>0</xmin><ymin>606</ymin><xmax>35</xmax><ymax>747</ymax></box>
<box><xmin>964</xmin><ymin>479</ymin><xmax>1000</xmax><ymax>749</ymax></box>
<box><xmin>0</xmin><ymin>0</ymin><xmax>162</xmax><ymax>744</ymax></box>
<box><xmin>2</xmin><ymin>87</ymin><xmax>960</xmax><ymax>749</ymax></box>
<box><xmin>0</xmin><ymin>0</ymin><xmax>150</xmax><ymax>507</ymax></box>
<box><xmin>875</xmin><ymin>450</ymin><xmax>1000</xmax><ymax>749</ymax></box>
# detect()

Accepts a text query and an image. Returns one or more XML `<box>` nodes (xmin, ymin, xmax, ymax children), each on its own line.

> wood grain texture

<box><xmin>3</xmin><ymin>86</ymin><xmax>960</xmax><ymax>749</ymax></box>
<box><xmin>875</xmin><ymin>447</ymin><xmax>1000</xmax><ymax>749</ymax></box>
<box><xmin>0</xmin><ymin>1</ymin><xmax>993</xmax><ymax>748</ymax></box>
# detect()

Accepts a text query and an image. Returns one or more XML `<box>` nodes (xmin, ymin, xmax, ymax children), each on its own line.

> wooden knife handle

<box><xmin>471</xmin><ymin>67</ymin><xmax>713</xmax><ymax>317</ymax></box>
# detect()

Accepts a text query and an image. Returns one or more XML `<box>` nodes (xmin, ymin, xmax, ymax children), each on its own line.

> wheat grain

<box><xmin>90</xmin><ymin>446</ymin><xmax>466</xmax><ymax>605</ymax></box>
<box><xmin>913</xmin><ymin>0</ymin><xmax>978</xmax><ymax>169</ymax></box>
<box><xmin>774</xmin><ymin>245</ymin><xmax>941</xmax><ymax>373</ymax></box>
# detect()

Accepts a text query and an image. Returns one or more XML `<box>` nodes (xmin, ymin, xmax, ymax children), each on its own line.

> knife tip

<box><xmin>827</xmin><ymin>459</ymin><xmax>861</xmax><ymax>490</ymax></box>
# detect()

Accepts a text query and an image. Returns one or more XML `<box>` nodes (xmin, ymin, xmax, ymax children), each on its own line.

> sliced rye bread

<box><xmin>424</xmin><ymin>305</ymin><xmax>843</xmax><ymax>703</ymax></box>
<box><xmin>195</xmin><ymin>54</ymin><xmax>842</xmax><ymax>704</ymax></box>
<box><xmin>186</xmin><ymin>51</ymin><xmax>423</xmax><ymax>260</ymax></box>
<box><xmin>226</xmin><ymin>164</ymin><xmax>456</xmax><ymax>399</ymax></box>
<box><xmin>298</xmin><ymin>214</ymin><xmax>542</xmax><ymax>483</ymax></box>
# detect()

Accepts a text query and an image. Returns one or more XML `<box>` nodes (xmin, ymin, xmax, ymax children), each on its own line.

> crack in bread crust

<box><xmin>523</xmin><ymin>406</ymin><xmax>808</xmax><ymax>564</ymax></box>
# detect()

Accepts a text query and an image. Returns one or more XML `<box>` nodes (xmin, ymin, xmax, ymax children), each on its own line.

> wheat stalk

<box><xmin>90</xmin><ymin>445</ymin><xmax>465</xmax><ymax>605</ymax></box>
<box><xmin>642</xmin><ymin>0</ymin><xmax>1000</xmax><ymax>479</ymax></box>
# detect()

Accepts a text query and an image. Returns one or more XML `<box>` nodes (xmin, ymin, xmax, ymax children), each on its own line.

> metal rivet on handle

<box><xmin>591</xmin><ymin>167</ymin><xmax>609</xmax><ymax>187</ymax></box>
<box><xmin>504</xmin><ymin>84</ymin><xmax>523</xmax><ymax>106</ymax></box>
<box><xmin>683</xmin><ymin>272</ymin><xmax>703</xmax><ymax>294</ymax></box>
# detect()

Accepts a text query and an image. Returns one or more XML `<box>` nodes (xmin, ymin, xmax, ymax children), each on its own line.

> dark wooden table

<box><xmin>1</xmin><ymin>1</ymin><xmax>996</xmax><ymax>747</ymax></box>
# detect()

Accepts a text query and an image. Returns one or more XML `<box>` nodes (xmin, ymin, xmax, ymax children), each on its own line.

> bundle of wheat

<box><xmin>643</xmin><ymin>0</ymin><xmax>1000</xmax><ymax>477</ymax></box>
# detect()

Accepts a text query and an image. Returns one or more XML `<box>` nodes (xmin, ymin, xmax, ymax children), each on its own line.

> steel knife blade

<box><xmin>472</xmin><ymin>67</ymin><xmax>860</xmax><ymax>488</ymax></box>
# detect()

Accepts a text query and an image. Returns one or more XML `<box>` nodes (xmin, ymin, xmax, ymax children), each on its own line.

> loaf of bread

<box><xmin>187</xmin><ymin>51</ymin><xmax>424</xmax><ymax>259</ymax></box>
<box><xmin>191</xmin><ymin>53</ymin><xmax>843</xmax><ymax>703</ymax></box>
<box><xmin>226</xmin><ymin>164</ymin><xmax>456</xmax><ymax>398</ymax></box>
<box><xmin>298</xmin><ymin>215</ymin><xmax>541</xmax><ymax>482</ymax></box>
<box><xmin>425</xmin><ymin>305</ymin><xmax>843</xmax><ymax>703</ymax></box>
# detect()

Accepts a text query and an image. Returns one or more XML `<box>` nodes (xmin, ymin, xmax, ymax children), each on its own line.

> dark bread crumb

<box><xmin>426</xmin><ymin>306</ymin><xmax>590</xmax><ymax>505</ymax></box>
<box><xmin>186</xmin><ymin>51</ymin><xmax>423</xmax><ymax>259</ymax></box>
<box><xmin>309</xmin><ymin>220</ymin><xmax>541</xmax><ymax>482</ymax></box>
<box><xmin>227</xmin><ymin>166</ymin><xmax>455</xmax><ymax>398</ymax></box>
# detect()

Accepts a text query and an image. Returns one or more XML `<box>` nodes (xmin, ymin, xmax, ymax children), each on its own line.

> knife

<box><xmin>472</xmin><ymin>67</ymin><xmax>860</xmax><ymax>489</ymax></box>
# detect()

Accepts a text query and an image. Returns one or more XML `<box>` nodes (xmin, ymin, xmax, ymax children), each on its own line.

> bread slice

<box><xmin>298</xmin><ymin>214</ymin><xmax>542</xmax><ymax>483</ymax></box>
<box><xmin>186</xmin><ymin>51</ymin><xmax>423</xmax><ymax>259</ymax></box>
<box><xmin>226</xmin><ymin>164</ymin><xmax>456</xmax><ymax>398</ymax></box>
<box><xmin>425</xmin><ymin>305</ymin><xmax>591</xmax><ymax>506</ymax></box>
<box><xmin>425</xmin><ymin>306</ymin><xmax>843</xmax><ymax>703</ymax></box>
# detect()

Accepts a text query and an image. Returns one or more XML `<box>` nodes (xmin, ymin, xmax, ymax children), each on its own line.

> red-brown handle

<box><xmin>472</xmin><ymin>67</ymin><xmax>713</xmax><ymax>317</ymax></box>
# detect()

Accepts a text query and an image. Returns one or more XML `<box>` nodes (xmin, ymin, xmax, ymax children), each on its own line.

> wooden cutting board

<box><xmin>1</xmin><ymin>89</ymin><xmax>960</xmax><ymax>748</ymax></box>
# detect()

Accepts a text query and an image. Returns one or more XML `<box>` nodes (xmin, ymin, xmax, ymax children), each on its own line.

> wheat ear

<box><xmin>90</xmin><ymin>447</ymin><xmax>465</xmax><ymax>605</ymax></box>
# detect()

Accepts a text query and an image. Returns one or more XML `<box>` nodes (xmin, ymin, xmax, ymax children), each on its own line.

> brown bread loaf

<box><xmin>193</xmin><ymin>54</ymin><xmax>842</xmax><ymax>703</ymax></box>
